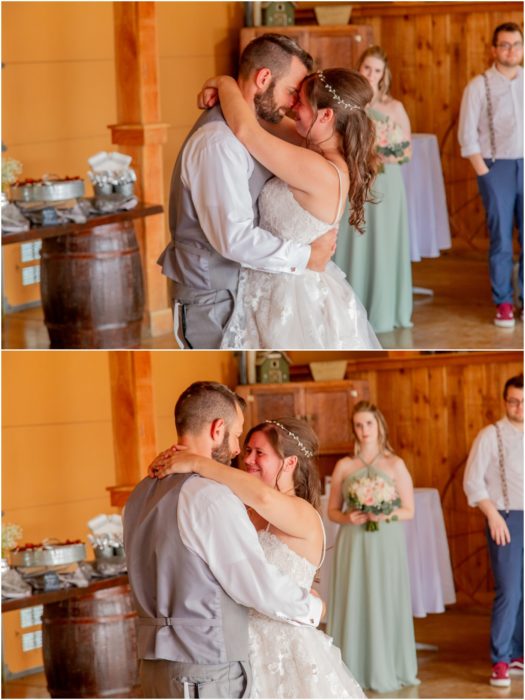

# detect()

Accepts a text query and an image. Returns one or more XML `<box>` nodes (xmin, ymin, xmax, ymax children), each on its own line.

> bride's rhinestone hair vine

<box><xmin>264</xmin><ymin>420</ymin><xmax>314</xmax><ymax>458</ymax></box>
<box><xmin>316</xmin><ymin>70</ymin><xmax>361</xmax><ymax>112</ymax></box>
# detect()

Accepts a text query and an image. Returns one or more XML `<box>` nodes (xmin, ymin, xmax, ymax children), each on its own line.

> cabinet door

<box><xmin>304</xmin><ymin>380</ymin><xmax>369</xmax><ymax>454</ymax></box>
<box><xmin>307</xmin><ymin>27</ymin><xmax>374</xmax><ymax>69</ymax></box>
<box><xmin>240</xmin><ymin>26</ymin><xmax>375</xmax><ymax>70</ymax></box>
<box><xmin>237</xmin><ymin>384</ymin><xmax>305</xmax><ymax>428</ymax></box>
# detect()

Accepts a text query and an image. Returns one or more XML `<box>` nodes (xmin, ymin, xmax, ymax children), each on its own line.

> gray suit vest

<box><xmin>123</xmin><ymin>473</ymin><xmax>249</xmax><ymax>664</ymax></box>
<box><xmin>157</xmin><ymin>106</ymin><xmax>272</xmax><ymax>301</ymax></box>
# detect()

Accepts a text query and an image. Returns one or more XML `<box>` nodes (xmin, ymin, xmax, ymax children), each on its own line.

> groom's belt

<box><xmin>137</xmin><ymin>616</ymin><xmax>222</xmax><ymax>628</ymax></box>
<box><xmin>171</xmin><ymin>283</ymin><xmax>236</xmax><ymax>302</ymax></box>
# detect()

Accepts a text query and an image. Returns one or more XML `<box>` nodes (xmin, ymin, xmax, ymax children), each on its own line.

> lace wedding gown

<box><xmin>248</xmin><ymin>530</ymin><xmax>366</xmax><ymax>698</ymax></box>
<box><xmin>220</xmin><ymin>176</ymin><xmax>381</xmax><ymax>349</ymax></box>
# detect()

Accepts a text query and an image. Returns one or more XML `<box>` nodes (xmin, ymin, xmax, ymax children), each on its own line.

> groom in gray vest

<box><xmin>158</xmin><ymin>34</ymin><xmax>337</xmax><ymax>348</ymax></box>
<box><xmin>123</xmin><ymin>381</ymin><xmax>322</xmax><ymax>698</ymax></box>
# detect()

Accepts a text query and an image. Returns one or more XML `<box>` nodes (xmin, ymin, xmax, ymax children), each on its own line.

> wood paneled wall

<box><xmin>340</xmin><ymin>351</ymin><xmax>523</xmax><ymax>604</ymax></box>
<box><xmin>351</xmin><ymin>2</ymin><xmax>523</xmax><ymax>251</ymax></box>
<box><xmin>298</xmin><ymin>2</ymin><xmax>523</xmax><ymax>250</ymax></box>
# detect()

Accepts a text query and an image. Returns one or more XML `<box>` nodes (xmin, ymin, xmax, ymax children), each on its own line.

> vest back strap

<box><xmin>137</xmin><ymin>617</ymin><xmax>222</xmax><ymax>627</ymax></box>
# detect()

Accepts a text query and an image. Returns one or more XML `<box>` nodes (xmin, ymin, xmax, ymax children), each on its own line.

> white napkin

<box><xmin>1</xmin><ymin>203</ymin><xmax>30</xmax><ymax>233</ymax></box>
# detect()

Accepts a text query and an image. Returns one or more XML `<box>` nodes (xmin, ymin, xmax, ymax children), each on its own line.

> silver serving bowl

<box><xmin>94</xmin><ymin>544</ymin><xmax>126</xmax><ymax>565</ymax></box>
<box><xmin>10</xmin><ymin>179</ymin><xmax>85</xmax><ymax>203</ymax></box>
<box><xmin>10</xmin><ymin>542</ymin><xmax>86</xmax><ymax>568</ymax></box>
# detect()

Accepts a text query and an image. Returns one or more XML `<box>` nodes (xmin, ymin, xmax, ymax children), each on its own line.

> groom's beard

<box><xmin>211</xmin><ymin>429</ymin><xmax>234</xmax><ymax>465</ymax></box>
<box><xmin>254</xmin><ymin>81</ymin><xmax>282</xmax><ymax>124</ymax></box>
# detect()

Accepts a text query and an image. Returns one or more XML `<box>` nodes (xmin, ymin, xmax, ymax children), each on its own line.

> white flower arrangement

<box><xmin>2</xmin><ymin>522</ymin><xmax>23</xmax><ymax>559</ymax></box>
<box><xmin>1</xmin><ymin>157</ymin><xmax>23</xmax><ymax>190</ymax></box>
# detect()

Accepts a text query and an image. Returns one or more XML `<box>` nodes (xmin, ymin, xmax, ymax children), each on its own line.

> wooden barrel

<box><xmin>40</xmin><ymin>220</ymin><xmax>144</xmax><ymax>349</ymax></box>
<box><xmin>42</xmin><ymin>584</ymin><xmax>141</xmax><ymax>698</ymax></box>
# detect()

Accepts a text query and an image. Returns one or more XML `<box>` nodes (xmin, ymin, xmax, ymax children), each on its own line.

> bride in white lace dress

<box><xmin>151</xmin><ymin>418</ymin><xmax>366</xmax><ymax>698</ymax></box>
<box><xmin>201</xmin><ymin>70</ymin><xmax>381</xmax><ymax>349</ymax></box>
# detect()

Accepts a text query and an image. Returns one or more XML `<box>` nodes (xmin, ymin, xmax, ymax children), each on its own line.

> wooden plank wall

<box><xmin>342</xmin><ymin>351</ymin><xmax>523</xmax><ymax>604</ymax></box>
<box><xmin>299</xmin><ymin>2</ymin><xmax>523</xmax><ymax>250</ymax></box>
<box><xmin>357</xmin><ymin>2</ymin><xmax>523</xmax><ymax>251</ymax></box>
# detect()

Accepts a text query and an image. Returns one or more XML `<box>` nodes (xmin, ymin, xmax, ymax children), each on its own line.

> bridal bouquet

<box><xmin>372</xmin><ymin>112</ymin><xmax>412</xmax><ymax>166</ymax></box>
<box><xmin>347</xmin><ymin>475</ymin><xmax>401</xmax><ymax>531</ymax></box>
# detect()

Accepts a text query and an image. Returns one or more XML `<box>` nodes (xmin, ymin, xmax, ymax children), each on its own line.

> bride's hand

<box><xmin>197</xmin><ymin>75</ymin><xmax>223</xmax><ymax>109</ymax></box>
<box><xmin>197</xmin><ymin>86</ymin><xmax>219</xmax><ymax>110</ymax></box>
<box><xmin>148</xmin><ymin>445</ymin><xmax>190</xmax><ymax>479</ymax></box>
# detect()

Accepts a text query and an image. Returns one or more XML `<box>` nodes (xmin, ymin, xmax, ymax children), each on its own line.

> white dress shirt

<box><xmin>463</xmin><ymin>417</ymin><xmax>524</xmax><ymax>510</ymax></box>
<box><xmin>178</xmin><ymin>475</ymin><xmax>322</xmax><ymax>626</ymax></box>
<box><xmin>181</xmin><ymin>122</ymin><xmax>310</xmax><ymax>274</ymax></box>
<box><xmin>458</xmin><ymin>64</ymin><xmax>524</xmax><ymax>159</ymax></box>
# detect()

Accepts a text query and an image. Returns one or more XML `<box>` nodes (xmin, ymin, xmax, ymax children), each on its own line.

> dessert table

<box><xmin>2</xmin><ymin>202</ymin><xmax>163</xmax><ymax>349</ymax></box>
<box><xmin>401</xmin><ymin>134</ymin><xmax>452</xmax><ymax>264</ymax></box>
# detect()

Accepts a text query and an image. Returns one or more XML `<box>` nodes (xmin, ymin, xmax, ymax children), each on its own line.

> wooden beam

<box><xmin>107</xmin><ymin>351</ymin><xmax>158</xmax><ymax>508</ymax></box>
<box><xmin>111</xmin><ymin>2</ymin><xmax>172</xmax><ymax>338</ymax></box>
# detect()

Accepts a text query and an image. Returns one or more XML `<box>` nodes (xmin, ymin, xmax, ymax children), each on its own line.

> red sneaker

<box><xmin>494</xmin><ymin>303</ymin><xmax>515</xmax><ymax>328</ymax></box>
<box><xmin>490</xmin><ymin>661</ymin><xmax>511</xmax><ymax>687</ymax></box>
<box><xmin>510</xmin><ymin>657</ymin><xmax>523</xmax><ymax>676</ymax></box>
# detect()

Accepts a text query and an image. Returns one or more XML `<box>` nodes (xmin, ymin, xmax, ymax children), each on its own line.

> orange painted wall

<box><xmin>157</xmin><ymin>2</ymin><xmax>244</xmax><ymax>214</ymax></box>
<box><xmin>1</xmin><ymin>349</ymin><xmax>236</xmax><ymax>675</ymax></box>
<box><xmin>2</xmin><ymin>1</ymin><xmax>243</xmax><ymax>309</ymax></box>
<box><xmin>2</xmin><ymin>1</ymin><xmax>118</xmax><ymax>308</ymax></box>
<box><xmin>2</xmin><ymin>350</ymin><xmax>116</xmax><ymax>674</ymax></box>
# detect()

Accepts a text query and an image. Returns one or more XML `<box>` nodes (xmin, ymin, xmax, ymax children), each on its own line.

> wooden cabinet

<box><xmin>236</xmin><ymin>379</ymin><xmax>370</xmax><ymax>481</ymax></box>
<box><xmin>240</xmin><ymin>25</ymin><xmax>375</xmax><ymax>70</ymax></box>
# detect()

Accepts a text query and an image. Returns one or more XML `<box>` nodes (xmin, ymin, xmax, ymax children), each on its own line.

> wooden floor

<box><xmin>2</xmin><ymin>249</ymin><xmax>523</xmax><ymax>350</ymax></box>
<box><xmin>3</xmin><ymin>604</ymin><xmax>523</xmax><ymax>699</ymax></box>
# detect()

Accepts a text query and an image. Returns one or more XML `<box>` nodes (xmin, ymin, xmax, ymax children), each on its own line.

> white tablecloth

<box><xmin>403</xmin><ymin>487</ymin><xmax>456</xmax><ymax>617</ymax></box>
<box><xmin>401</xmin><ymin>133</ymin><xmax>452</xmax><ymax>262</ymax></box>
<box><xmin>316</xmin><ymin>486</ymin><xmax>456</xmax><ymax>619</ymax></box>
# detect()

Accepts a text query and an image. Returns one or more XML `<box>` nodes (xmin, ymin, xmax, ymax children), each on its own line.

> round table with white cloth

<box><xmin>401</xmin><ymin>133</ymin><xmax>452</xmax><ymax>263</ymax></box>
<box><xmin>403</xmin><ymin>487</ymin><xmax>456</xmax><ymax>617</ymax></box>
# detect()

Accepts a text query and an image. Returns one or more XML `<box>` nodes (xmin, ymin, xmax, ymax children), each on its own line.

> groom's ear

<box><xmin>210</xmin><ymin>418</ymin><xmax>225</xmax><ymax>442</ymax></box>
<box><xmin>254</xmin><ymin>67</ymin><xmax>272</xmax><ymax>91</ymax></box>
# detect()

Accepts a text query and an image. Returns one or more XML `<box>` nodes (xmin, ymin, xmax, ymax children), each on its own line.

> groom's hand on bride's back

<box><xmin>307</xmin><ymin>228</ymin><xmax>338</xmax><ymax>272</ymax></box>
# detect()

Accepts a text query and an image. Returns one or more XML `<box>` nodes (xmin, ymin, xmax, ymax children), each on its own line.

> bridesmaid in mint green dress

<box><xmin>334</xmin><ymin>46</ymin><xmax>413</xmax><ymax>333</ymax></box>
<box><xmin>326</xmin><ymin>400</ymin><xmax>419</xmax><ymax>692</ymax></box>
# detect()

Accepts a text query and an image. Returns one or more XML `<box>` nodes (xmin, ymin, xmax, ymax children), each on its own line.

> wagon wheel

<box><xmin>440</xmin><ymin>114</ymin><xmax>489</xmax><ymax>253</ymax></box>
<box><xmin>441</xmin><ymin>456</ymin><xmax>493</xmax><ymax>605</ymax></box>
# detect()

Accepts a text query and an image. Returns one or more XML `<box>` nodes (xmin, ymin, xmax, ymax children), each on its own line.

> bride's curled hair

<box><xmin>244</xmin><ymin>417</ymin><xmax>321</xmax><ymax>511</ymax></box>
<box><xmin>302</xmin><ymin>68</ymin><xmax>379</xmax><ymax>233</ymax></box>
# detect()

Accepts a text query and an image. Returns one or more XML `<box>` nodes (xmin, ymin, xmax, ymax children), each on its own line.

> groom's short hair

<box><xmin>175</xmin><ymin>381</ymin><xmax>246</xmax><ymax>436</ymax></box>
<box><xmin>239</xmin><ymin>33</ymin><xmax>313</xmax><ymax>80</ymax></box>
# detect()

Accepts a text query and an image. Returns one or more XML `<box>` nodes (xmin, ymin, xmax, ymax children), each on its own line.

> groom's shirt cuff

<box><xmin>181</xmin><ymin>123</ymin><xmax>310</xmax><ymax>275</ymax></box>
